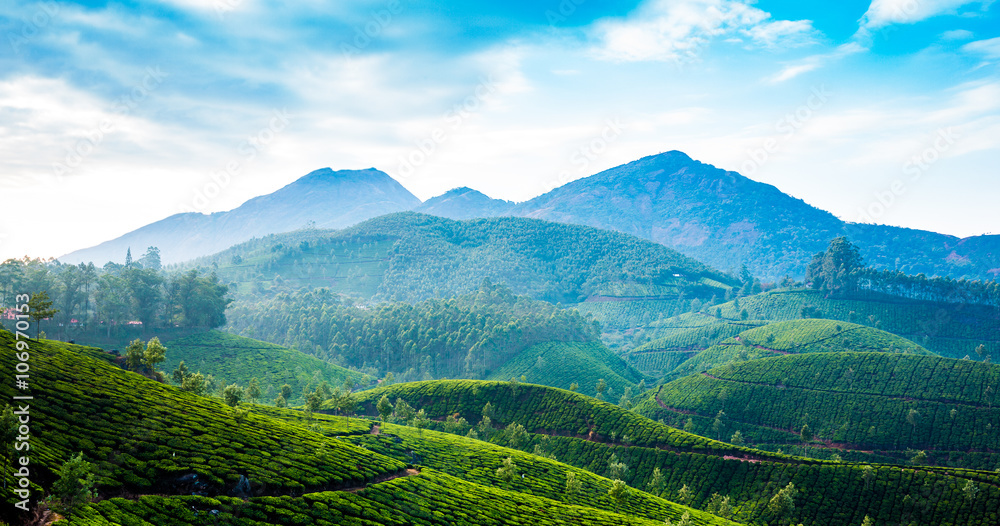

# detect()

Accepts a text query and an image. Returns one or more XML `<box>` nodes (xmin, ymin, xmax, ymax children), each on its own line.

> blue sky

<box><xmin>1</xmin><ymin>0</ymin><xmax>998</xmax><ymax>262</ymax></box>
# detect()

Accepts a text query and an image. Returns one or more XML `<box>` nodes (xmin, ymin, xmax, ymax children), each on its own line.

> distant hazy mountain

<box><xmin>508</xmin><ymin>151</ymin><xmax>1000</xmax><ymax>281</ymax></box>
<box><xmin>60</xmin><ymin>168</ymin><xmax>421</xmax><ymax>265</ymax></box>
<box><xmin>413</xmin><ymin>187</ymin><xmax>513</xmax><ymax>219</ymax></box>
<box><xmin>62</xmin><ymin>152</ymin><xmax>1000</xmax><ymax>281</ymax></box>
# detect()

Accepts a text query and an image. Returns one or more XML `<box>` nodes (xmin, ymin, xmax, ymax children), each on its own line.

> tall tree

<box><xmin>26</xmin><ymin>291</ymin><xmax>58</xmax><ymax>339</ymax></box>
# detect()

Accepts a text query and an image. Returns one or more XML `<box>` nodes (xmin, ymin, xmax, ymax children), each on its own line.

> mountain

<box><xmin>510</xmin><ymin>151</ymin><xmax>1000</xmax><ymax>281</ymax></box>
<box><xmin>59</xmin><ymin>168</ymin><xmax>421</xmax><ymax>265</ymax></box>
<box><xmin>413</xmin><ymin>186</ymin><xmax>514</xmax><ymax>219</ymax></box>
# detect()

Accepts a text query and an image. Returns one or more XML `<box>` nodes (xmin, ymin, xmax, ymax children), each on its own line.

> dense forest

<box><xmin>225</xmin><ymin>280</ymin><xmax>602</xmax><ymax>381</ymax></box>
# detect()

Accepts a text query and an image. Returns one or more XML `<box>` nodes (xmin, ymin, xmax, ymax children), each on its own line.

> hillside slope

<box><xmin>346</xmin><ymin>379</ymin><xmax>1000</xmax><ymax>526</ymax></box>
<box><xmin>201</xmin><ymin>212</ymin><xmax>738</xmax><ymax>304</ymax></box>
<box><xmin>639</xmin><ymin>352</ymin><xmax>1000</xmax><ymax>469</ymax></box>
<box><xmin>160</xmin><ymin>330</ymin><xmax>367</xmax><ymax>402</ymax></box>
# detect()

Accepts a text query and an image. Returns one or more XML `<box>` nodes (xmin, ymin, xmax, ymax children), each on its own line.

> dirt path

<box><xmin>343</xmin><ymin>468</ymin><xmax>419</xmax><ymax>493</ymax></box>
<box><xmin>371</xmin><ymin>424</ymin><xmax>381</xmax><ymax>435</ymax></box>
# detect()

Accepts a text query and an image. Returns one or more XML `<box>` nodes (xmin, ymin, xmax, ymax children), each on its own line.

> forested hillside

<box><xmin>224</xmin><ymin>282</ymin><xmax>608</xmax><ymax>383</ymax></box>
<box><xmin>196</xmin><ymin>212</ymin><xmax>738</xmax><ymax>304</ymax></box>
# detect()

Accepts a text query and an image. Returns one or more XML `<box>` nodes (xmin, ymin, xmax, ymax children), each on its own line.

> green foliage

<box><xmin>160</xmin><ymin>330</ymin><xmax>364</xmax><ymax>404</ymax></box>
<box><xmin>485</xmin><ymin>341</ymin><xmax>645</xmax><ymax>395</ymax></box>
<box><xmin>46</xmin><ymin>453</ymin><xmax>96</xmax><ymax>517</ymax></box>
<box><xmin>0</xmin><ymin>331</ymin><xmax>405</xmax><ymax>501</ymax></box>
<box><xmin>225</xmin><ymin>284</ymin><xmax>601</xmax><ymax>381</ymax></box>
<box><xmin>644</xmin><ymin>352</ymin><xmax>1000</xmax><ymax>469</ymax></box>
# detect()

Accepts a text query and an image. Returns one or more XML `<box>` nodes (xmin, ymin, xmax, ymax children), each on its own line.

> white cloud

<box><xmin>962</xmin><ymin>36</ymin><xmax>1000</xmax><ymax>59</ymax></box>
<box><xmin>941</xmin><ymin>29</ymin><xmax>975</xmax><ymax>40</ymax></box>
<box><xmin>858</xmin><ymin>0</ymin><xmax>991</xmax><ymax>31</ymax></box>
<box><xmin>764</xmin><ymin>42</ymin><xmax>865</xmax><ymax>84</ymax></box>
<box><xmin>589</xmin><ymin>0</ymin><xmax>818</xmax><ymax>63</ymax></box>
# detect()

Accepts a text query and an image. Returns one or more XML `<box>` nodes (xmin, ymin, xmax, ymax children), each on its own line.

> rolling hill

<box><xmin>199</xmin><ymin>212</ymin><xmax>739</xmax><ymax>304</ymax></box>
<box><xmin>345</xmin><ymin>379</ymin><xmax>1000</xmax><ymax>526</ymax></box>
<box><xmin>160</xmin><ymin>330</ymin><xmax>367</xmax><ymax>403</ymax></box>
<box><xmin>660</xmin><ymin>319</ymin><xmax>934</xmax><ymax>381</ymax></box>
<box><xmin>0</xmin><ymin>330</ymin><xmax>743</xmax><ymax>526</ymax></box>
<box><xmin>636</xmin><ymin>352</ymin><xmax>1000</xmax><ymax>470</ymax></box>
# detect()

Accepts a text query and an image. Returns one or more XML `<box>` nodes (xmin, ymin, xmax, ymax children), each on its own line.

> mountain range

<box><xmin>60</xmin><ymin>151</ymin><xmax>1000</xmax><ymax>281</ymax></box>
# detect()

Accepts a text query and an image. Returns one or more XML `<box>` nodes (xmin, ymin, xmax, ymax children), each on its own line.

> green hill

<box><xmin>638</xmin><ymin>352</ymin><xmax>1000</xmax><ymax>470</ymax></box>
<box><xmin>344</xmin><ymin>379</ymin><xmax>1000</xmax><ymax>526</ymax></box>
<box><xmin>715</xmin><ymin>289</ymin><xmax>1000</xmax><ymax>360</ymax></box>
<box><xmin>197</xmin><ymin>212</ymin><xmax>738</xmax><ymax>304</ymax></box>
<box><xmin>662</xmin><ymin>319</ymin><xmax>933</xmax><ymax>381</ymax></box>
<box><xmin>485</xmin><ymin>341</ymin><xmax>647</xmax><ymax>396</ymax></box>
<box><xmin>0</xmin><ymin>330</ymin><xmax>741</xmax><ymax>526</ymax></box>
<box><xmin>160</xmin><ymin>330</ymin><xmax>367</xmax><ymax>403</ymax></box>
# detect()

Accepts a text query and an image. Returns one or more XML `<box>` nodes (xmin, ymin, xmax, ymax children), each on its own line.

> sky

<box><xmin>1</xmin><ymin>0</ymin><xmax>998</xmax><ymax>262</ymax></box>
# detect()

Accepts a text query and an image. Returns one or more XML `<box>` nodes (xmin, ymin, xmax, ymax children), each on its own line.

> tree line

<box><xmin>806</xmin><ymin>237</ymin><xmax>1000</xmax><ymax>308</ymax></box>
<box><xmin>0</xmin><ymin>247</ymin><xmax>232</xmax><ymax>338</ymax></box>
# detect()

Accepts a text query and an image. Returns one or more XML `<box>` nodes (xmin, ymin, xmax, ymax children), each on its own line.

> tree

<box><xmin>125</xmin><ymin>338</ymin><xmax>144</xmax><ymax>372</ymax></box>
<box><xmin>706</xmin><ymin>493</ymin><xmax>733</xmax><ymax>519</ymax></box>
<box><xmin>377</xmin><ymin>395</ymin><xmax>393</xmax><ymax>422</ymax></box>
<box><xmin>395</xmin><ymin>398</ymin><xmax>415</xmax><ymax>422</ymax></box>
<box><xmin>861</xmin><ymin>515</ymin><xmax>873</xmax><ymax>526</ymax></box>
<box><xmin>607</xmin><ymin>453</ymin><xmax>627</xmax><ymax>480</ymax></box>
<box><xmin>609</xmin><ymin>479</ymin><xmax>629</xmax><ymax>513</ymax></box>
<box><xmin>180</xmin><ymin>373</ymin><xmax>206</xmax><ymax>396</ymax></box>
<box><xmin>768</xmin><ymin>482</ymin><xmax>797</xmax><ymax>517</ymax></box>
<box><xmin>340</xmin><ymin>394</ymin><xmax>357</xmax><ymax>422</ymax></box>
<box><xmin>280</xmin><ymin>384</ymin><xmax>293</xmax><ymax>401</ymax></box>
<box><xmin>807</xmin><ymin>237</ymin><xmax>864</xmax><ymax>296</ymax></box>
<box><xmin>46</xmin><ymin>453</ymin><xmax>96</xmax><ymax>517</ymax></box>
<box><xmin>665</xmin><ymin>511</ymin><xmax>692</xmax><ymax>526</ymax></box>
<box><xmin>171</xmin><ymin>361</ymin><xmax>190</xmax><ymax>384</ymax></box>
<box><xmin>861</xmin><ymin>465</ymin><xmax>875</xmax><ymax>490</ymax></box>
<box><xmin>730</xmin><ymin>430</ymin><xmax>745</xmax><ymax>446</ymax></box>
<box><xmin>906</xmin><ymin>408</ymin><xmax>919</xmax><ymax>428</ymax></box>
<box><xmin>496</xmin><ymin>456</ymin><xmax>517</xmax><ymax>486</ymax></box>
<box><xmin>139</xmin><ymin>246</ymin><xmax>161</xmax><ymax>271</ymax></box>
<box><xmin>247</xmin><ymin>378</ymin><xmax>261</xmax><ymax>404</ymax></box>
<box><xmin>800</xmin><ymin>423</ymin><xmax>813</xmax><ymax>442</ymax></box>
<box><xmin>274</xmin><ymin>394</ymin><xmax>287</xmax><ymax>408</ymax></box>
<box><xmin>595</xmin><ymin>378</ymin><xmax>608</xmax><ymax>399</ymax></box>
<box><xmin>504</xmin><ymin>423</ymin><xmax>528</xmax><ymax>450</ymax></box>
<box><xmin>142</xmin><ymin>337</ymin><xmax>166</xmax><ymax>373</ymax></box>
<box><xmin>963</xmin><ymin>479</ymin><xmax>979</xmax><ymax>501</ymax></box>
<box><xmin>223</xmin><ymin>384</ymin><xmax>245</xmax><ymax>407</ymax></box>
<box><xmin>646</xmin><ymin>467</ymin><xmax>665</xmax><ymax>495</ymax></box>
<box><xmin>306</xmin><ymin>391</ymin><xmax>323</xmax><ymax>413</ymax></box>
<box><xmin>27</xmin><ymin>291</ymin><xmax>58</xmax><ymax>340</ymax></box>
<box><xmin>564</xmin><ymin>471</ymin><xmax>582</xmax><ymax>499</ymax></box>
<box><xmin>569</xmin><ymin>382</ymin><xmax>579</xmax><ymax>392</ymax></box>
<box><xmin>677</xmin><ymin>484</ymin><xmax>692</xmax><ymax>505</ymax></box>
